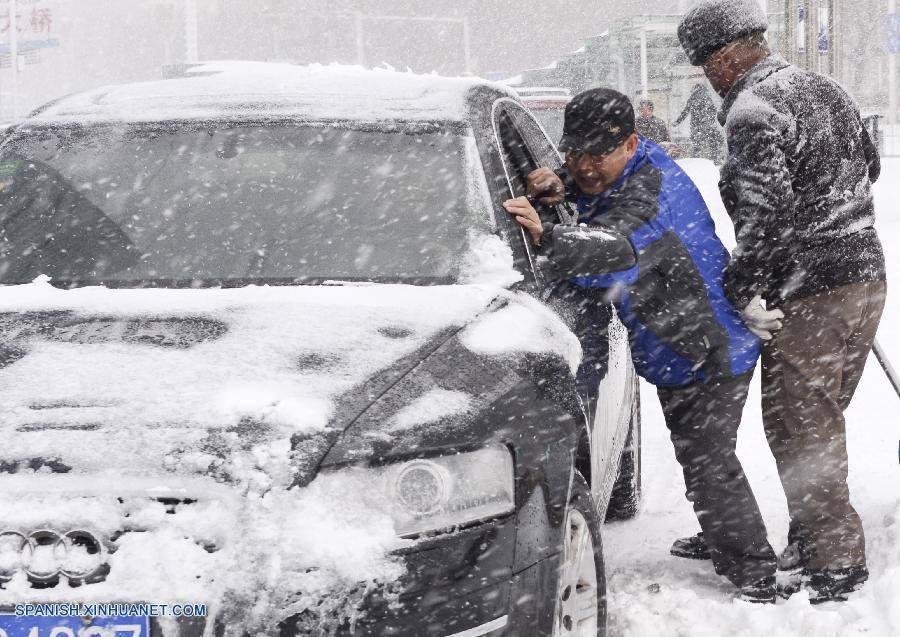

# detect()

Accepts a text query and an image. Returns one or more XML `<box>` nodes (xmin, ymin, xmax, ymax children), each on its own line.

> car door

<box><xmin>489</xmin><ymin>98</ymin><xmax>633</xmax><ymax>502</ymax></box>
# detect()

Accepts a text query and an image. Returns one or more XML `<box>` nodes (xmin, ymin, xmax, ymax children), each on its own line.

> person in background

<box><xmin>674</xmin><ymin>82</ymin><xmax>725</xmax><ymax>163</ymax></box>
<box><xmin>504</xmin><ymin>87</ymin><xmax>781</xmax><ymax>603</ymax></box>
<box><xmin>678</xmin><ymin>0</ymin><xmax>886</xmax><ymax>603</ymax></box>
<box><xmin>634</xmin><ymin>99</ymin><xmax>671</xmax><ymax>144</ymax></box>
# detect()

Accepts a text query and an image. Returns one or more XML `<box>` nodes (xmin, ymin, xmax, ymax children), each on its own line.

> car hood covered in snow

<box><xmin>0</xmin><ymin>279</ymin><xmax>511</xmax><ymax>486</ymax></box>
<box><xmin>0</xmin><ymin>277</ymin><xmax>581</xmax><ymax>631</ymax></box>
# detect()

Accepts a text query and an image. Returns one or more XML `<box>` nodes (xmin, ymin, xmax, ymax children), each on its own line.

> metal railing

<box><xmin>882</xmin><ymin>124</ymin><xmax>900</xmax><ymax>157</ymax></box>
<box><xmin>864</xmin><ymin>115</ymin><xmax>900</xmax><ymax>157</ymax></box>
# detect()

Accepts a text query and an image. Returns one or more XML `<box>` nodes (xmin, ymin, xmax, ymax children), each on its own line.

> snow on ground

<box><xmin>602</xmin><ymin>158</ymin><xmax>900</xmax><ymax>637</ymax></box>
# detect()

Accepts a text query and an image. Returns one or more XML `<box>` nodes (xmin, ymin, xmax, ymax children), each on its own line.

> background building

<box><xmin>2</xmin><ymin>1</ymin><xmax>895</xmax><ymax>131</ymax></box>
<box><xmin>0</xmin><ymin>0</ymin><xmax>616</xmax><ymax>119</ymax></box>
<box><xmin>781</xmin><ymin>0</ymin><xmax>898</xmax><ymax>122</ymax></box>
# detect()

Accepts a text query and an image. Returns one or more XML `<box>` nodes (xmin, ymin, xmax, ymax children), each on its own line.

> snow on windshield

<box><xmin>0</xmin><ymin>124</ymin><xmax>494</xmax><ymax>285</ymax></box>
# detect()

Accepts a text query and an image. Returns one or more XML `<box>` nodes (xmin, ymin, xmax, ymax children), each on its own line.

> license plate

<box><xmin>0</xmin><ymin>615</ymin><xmax>149</xmax><ymax>637</ymax></box>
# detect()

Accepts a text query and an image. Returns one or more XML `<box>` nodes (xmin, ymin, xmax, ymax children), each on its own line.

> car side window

<box><xmin>494</xmin><ymin>108</ymin><xmax>535</xmax><ymax>196</ymax></box>
<box><xmin>489</xmin><ymin>104</ymin><xmax>545</xmax><ymax>275</ymax></box>
<box><xmin>492</xmin><ymin>102</ymin><xmax>564</xmax><ymax>290</ymax></box>
<box><xmin>493</xmin><ymin>104</ymin><xmax>560</xmax><ymax>227</ymax></box>
<box><xmin>498</xmin><ymin>101</ymin><xmax>575</xmax><ymax>226</ymax></box>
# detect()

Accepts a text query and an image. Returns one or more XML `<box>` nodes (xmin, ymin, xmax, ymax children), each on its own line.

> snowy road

<box><xmin>602</xmin><ymin>159</ymin><xmax>900</xmax><ymax>637</ymax></box>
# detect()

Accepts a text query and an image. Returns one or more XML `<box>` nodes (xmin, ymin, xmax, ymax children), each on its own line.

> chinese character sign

<box><xmin>30</xmin><ymin>7</ymin><xmax>52</xmax><ymax>33</ymax></box>
<box><xmin>0</xmin><ymin>0</ymin><xmax>59</xmax><ymax>54</ymax></box>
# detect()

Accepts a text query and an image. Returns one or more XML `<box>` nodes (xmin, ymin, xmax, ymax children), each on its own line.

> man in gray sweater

<box><xmin>677</xmin><ymin>0</ymin><xmax>887</xmax><ymax>603</ymax></box>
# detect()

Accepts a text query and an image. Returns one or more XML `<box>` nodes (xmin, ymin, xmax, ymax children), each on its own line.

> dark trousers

<box><xmin>658</xmin><ymin>372</ymin><xmax>777</xmax><ymax>587</ymax></box>
<box><xmin>762</xmin><ymin>281</ymin><xmax>886</xmax><ymax>570</ymax></box>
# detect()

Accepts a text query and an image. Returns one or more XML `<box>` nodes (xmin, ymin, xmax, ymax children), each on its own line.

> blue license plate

<box><xmin>0</xmin><ymin>615</ymin><xmax>149</xmax><ymax>637</ymax></box>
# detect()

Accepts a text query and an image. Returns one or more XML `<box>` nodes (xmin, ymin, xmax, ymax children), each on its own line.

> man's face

<box><xmin>638</xmin><ymin>104</ymin><xmax>653</xmax><ymax>119</ymax></box>
<box><xmin>702</xmin><ymin>41</ymin><xmax>741</xmax><ymax>96</ymax></box>
<box><xmin>565</xmin><ymin>134</ymin><xmax>639</xmax><ymax>195</ymax></box>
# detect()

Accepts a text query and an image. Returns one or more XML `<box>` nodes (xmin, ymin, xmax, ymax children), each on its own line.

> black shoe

<box><xmin>670</xmin><ymin>532</ymin><xmax>711</xmax><ymax>560</ymax></box>
<box><xmin>738</xmin><ymin>575</ymin><xmax>777</xmax><ymax>604</ymax></box>
<box><xmin>806</xmin><ymin>566</ymin><xmax>869</xmax><ymax>604</ymax></box>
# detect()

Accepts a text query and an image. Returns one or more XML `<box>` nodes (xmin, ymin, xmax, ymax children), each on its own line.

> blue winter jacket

<box><xmin>545</xmin><ymin>138</ymin><xmax>759</xmax><ymax>387</ymax></box>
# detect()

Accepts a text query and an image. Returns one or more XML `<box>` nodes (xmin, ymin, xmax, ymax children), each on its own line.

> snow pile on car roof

<box><xmin>29</xmin><ymin>62</ymin><xmax>514</xmax><ymax>124</ymax></box>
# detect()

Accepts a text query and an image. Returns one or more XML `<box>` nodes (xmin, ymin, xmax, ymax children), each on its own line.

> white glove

<box><xmin>741</xmin><ymin>295</ymin><xmax>785</xmax><ymax>341</ymax></box>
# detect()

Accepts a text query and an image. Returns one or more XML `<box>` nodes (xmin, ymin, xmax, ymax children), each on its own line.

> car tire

<box><xmin>552</xmin><ymin>471</ymin><xmax>607</xmax><ymax>637</ymax></box>
<box><xmin>605</xmin><ymin>377</ymin><xmax>641</xmax><ymax>521</ymax></box>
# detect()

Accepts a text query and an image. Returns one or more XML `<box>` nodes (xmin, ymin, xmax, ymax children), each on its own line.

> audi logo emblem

<box><xmin>0</xmin><ymin>530</ymin><xmax>107</xmax><ymax>583</ymax></box>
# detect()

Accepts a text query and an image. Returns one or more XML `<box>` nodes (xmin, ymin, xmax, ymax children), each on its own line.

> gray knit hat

<box><xmin>678</xmin><ymin>0</ymin><xmax>769</xmax><ymax>66</ymax></box>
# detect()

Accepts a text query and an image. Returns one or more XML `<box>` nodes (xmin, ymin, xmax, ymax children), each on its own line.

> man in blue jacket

<box><xmin>504</xmin><ymin>88</ymin><xmax>781</xmax><ymax>601</ymax></box>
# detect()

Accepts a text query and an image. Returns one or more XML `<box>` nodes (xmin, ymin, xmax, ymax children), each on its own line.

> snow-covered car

<box><xmin>0</xmin><ymin>64</ymin><xmax>640</xmax><ymax>637</ymax></box>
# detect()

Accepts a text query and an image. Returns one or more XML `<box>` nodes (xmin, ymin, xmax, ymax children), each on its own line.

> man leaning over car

<box><xmin>503</xmin><ymin>88</ymin><xmax>782</xmax><ymax>602</ymax></box>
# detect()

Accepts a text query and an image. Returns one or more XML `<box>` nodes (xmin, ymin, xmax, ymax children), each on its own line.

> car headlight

<box><xmin>365</xmin><ymin>445</ymin><xmax>515</xmax><ymax>537</ymax></box>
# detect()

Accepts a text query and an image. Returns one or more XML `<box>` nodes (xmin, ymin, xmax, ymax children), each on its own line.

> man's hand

<box><xmin>503</xmin><ymin>197</ymin><xmax>544</xmax><ymax>246</ymax></box>
<box><xmin>741</xmin><ymin>295</ymin><xmax>785</xmax><ymax>341</ymax></box>
<box><xmin>526</xmin><ymin>167</ymin><xmax>566</xmax><ymax>206</ymax></box>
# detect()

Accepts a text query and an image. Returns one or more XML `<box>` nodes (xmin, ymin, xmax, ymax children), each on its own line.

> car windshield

<box><xmin>0</xmin><ymin>121</ymin><xmax>492</xmax><ymax>286</ymax></box>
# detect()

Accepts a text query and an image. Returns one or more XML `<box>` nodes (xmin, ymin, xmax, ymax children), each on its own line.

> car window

<box><xmin>504</xmin><ymin>103</ymin><xmax>577</xmax><ymax>226</ymax></box>
<box><xmin>506</xmin><ymin>104</ymin><xmax>561</xmax><ymax>171</ymax></box>
<box><xmin>495</xmin><ymin>108</ymin><xmax>535</xmax><ymax>196</ymax></box>
<box><xmin>0</xmin><ymin>122</ymin><xmax>493</xmax><ymax>286</ymax></box>
<box><xmin>493</xmin><ymin>101</ymin><xmax>574</xmax><ymax>226</ymax></box>
<box><xmin>528</xmin><ymin>108</ymin><xmax>566</xmax><ymax>147</ymax></box>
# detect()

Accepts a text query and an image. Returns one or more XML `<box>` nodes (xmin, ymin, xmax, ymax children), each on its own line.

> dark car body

<box><xmin>0</xmin><ymin>64</ymin><xmax>637</xmax><ymax>637</ymax></box>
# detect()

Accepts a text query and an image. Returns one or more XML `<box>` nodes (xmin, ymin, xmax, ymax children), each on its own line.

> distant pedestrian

<box><xmin>674</xmin><ymin>82</ymin><xmax>725</xmax><ymax>163</ymax></box>
<box><xmin>634</xmin><ymin>99</ymin><xmax>671</xmax><ymax>144</ymax></box>
<box><xmin>678</xmin><ymin>0</ymin><xmax>887</xmax><ymax>604</ymax></box>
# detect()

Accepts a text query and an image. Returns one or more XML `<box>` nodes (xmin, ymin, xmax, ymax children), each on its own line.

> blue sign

<box><xmin>818</xmin><ymin>27</ymin><xmax>829</xmax><ymax>53</ymax></box>
<box><xmin>0</xmin><ymin>38</ymin><xmax>60</xmax><ymax>55</ymax></box>
<box><xmin>890</xmin><ymin>13</ymin><xmax>900</xmax><ymax>32</ymax></box>
<box><xmin>890</xmin><ymin>14</ymin><xmax>900</xmax><ymax>54</ymax></box>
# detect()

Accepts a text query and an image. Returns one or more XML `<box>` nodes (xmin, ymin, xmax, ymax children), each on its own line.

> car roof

<box><xmin>515</xmin><ymin>86</ymin><xmax>571</xmax><ymax>98</ymax></box>
<box><xmin>26</xmin><ymin>62</ymin><xmax>517</xmax><ymax>126</ymax></box>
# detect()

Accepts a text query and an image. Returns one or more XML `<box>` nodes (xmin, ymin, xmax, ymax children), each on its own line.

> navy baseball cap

<box><xmin>558</xmin><ymin>88</ymin><xmax>636</xmax><ymax>155</ymax></box>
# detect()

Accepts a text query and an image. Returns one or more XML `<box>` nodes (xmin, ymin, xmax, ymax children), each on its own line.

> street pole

<box><xmin>462</xmin><ymin>17</ymin><xmax>472</xmax><ymax>74</ymax></box>
<box><xmin>10</xmin><ymin>0</ymin><xmax>17</xmax><ymax>120</ymax></box>
<box><xmin>354</xmin><ymin>12</ymin><xmax>366</xmax><ymax>67</ymax></box>
<box><xmin>185</xmin><ymin>0</ymin><xmax>199</xmax><ymax>64</ymax></box>
<box><xmin>640</xmin><ymin>27</ymin><xmax>649</xmax><ymax>98</ymax></box>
